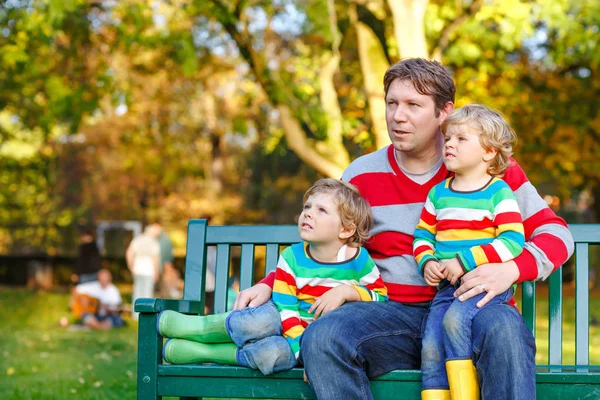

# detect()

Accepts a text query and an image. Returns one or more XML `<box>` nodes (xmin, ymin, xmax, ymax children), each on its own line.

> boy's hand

<box><xmin>309</xmin><ymin>286</ymin><xmax>358</xmax><ymax>318</ymax></box>
<box><xmin>233</xmin><ymin>283</ymin><xmax>272</xmax><ymax>310</ymax></box>
<box><xmin>443</xmin><ymin>257</ymin><xmax>464</xmax><ymax>285</ymax></box>
<box><xmin>423</xmin><ymin>261</ymin><xmax>445</xmax><ymax>286</ymax></box>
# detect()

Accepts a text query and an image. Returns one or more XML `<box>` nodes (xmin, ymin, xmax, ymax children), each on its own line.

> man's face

<box><xmin>385</xmin><ymin>79</ymin><xmax>450</xmax><ymax>159</ymax></box>
<box><xmin>98</xmin><ymin>270</ymin><xmax>111</xmax><ymax>288</ymax></box>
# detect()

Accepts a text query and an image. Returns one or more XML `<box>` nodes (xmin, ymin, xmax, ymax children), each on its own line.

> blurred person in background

<box><xmin>153</xmin><ymin>223</ymin><xmax>183</xmax><ymax>299</ymax></box>
<box><xmin>72</xmin><ymin>227</ymin><xmax>101</xmax><ymax>284</ymax></box>
<box><xmin>61</xmin><ymin>269</ymin><xmax>124</xmax><ymax>330</ymax></box>
<box><xmin>126</xmin><ymin>225</ymin><xmax>160</xmax><ymax>320</ymax></box>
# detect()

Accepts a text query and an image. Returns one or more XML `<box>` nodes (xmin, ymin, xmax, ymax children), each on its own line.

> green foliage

<box><xmin>0</xmin><ymin>0</ymin><xmax>598</xmax><ymax>254</ymax></box>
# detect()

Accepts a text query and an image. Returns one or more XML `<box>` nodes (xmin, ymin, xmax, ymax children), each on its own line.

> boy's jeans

<box><xmin>421</xmin><ymin>281</ymin><xmax>514</xmax><ymax>390</ymax></box>
<box><xmin>226</xmin><ymin>300</ymin><xmax>297</xmax><ymax>375</ymax></box>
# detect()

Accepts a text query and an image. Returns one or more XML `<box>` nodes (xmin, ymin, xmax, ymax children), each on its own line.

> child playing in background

<box><xmin>413</xmin><ymin>104</ymin><xmax>525</xmax><ymax>400</ymax></box>
<box><xmin>157</xmin><ymin>178</ymin><xmax>388</xmax><ymax>375</ymax></box>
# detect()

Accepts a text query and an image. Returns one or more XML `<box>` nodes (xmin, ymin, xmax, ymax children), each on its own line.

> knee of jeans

<box><xmin>442</xmin><ymin>307</ymin><xmax>463</xmax><ymax>339</ymax></box>
<box><xmin>240</xmin><ymin>337</ymin><xmax>297</xmax><ymax>375</ymax></box>
<box><xmin>472</xmin><ymin>305</ymin><xmax>534</xmax><ymax>355</ymax></box>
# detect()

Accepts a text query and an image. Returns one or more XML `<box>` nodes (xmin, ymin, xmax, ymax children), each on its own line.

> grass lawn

<box><xmin>1</xmin><ymin>285</ymin><xmax>599</xmax><ymax>399</ymax></box>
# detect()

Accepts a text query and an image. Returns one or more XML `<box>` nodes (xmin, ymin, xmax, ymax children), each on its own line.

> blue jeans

<box><xmin>421</xmin><ymin>282</ymin><xmax>514</xmax><ymax>390</ymax></box>
<box><xmin>301</xmin><ymin>299</ymin><xmax>536</xmax><ymax>400</ymax></box>
<box><xmin>226</xmin><ymin>300</ymin><xmax>297</xmax><ymax>375</ymax></box>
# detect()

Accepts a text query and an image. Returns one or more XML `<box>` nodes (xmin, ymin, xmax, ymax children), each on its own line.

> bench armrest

<box><xmin>134</xmin><ymin>298</ymin><xmax>204</xmax><ymax>314</ymax></box>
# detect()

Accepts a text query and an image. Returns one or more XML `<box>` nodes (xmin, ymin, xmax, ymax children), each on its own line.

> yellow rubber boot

<box><xmin>446</xmin><ymin>359</ymin><xmax>480</xmax><ymax>400</ymax></box>
<box><xmin>421</xmin><ymin>389</ymin><xmax>451</xmax><ymax>400</ymax></box>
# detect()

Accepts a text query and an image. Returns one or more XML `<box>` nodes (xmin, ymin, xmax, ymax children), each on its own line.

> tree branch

<box><xmin>431</xmin><ymin>0</ymin><xmax>484</xmax><ymax>61</ymax></box>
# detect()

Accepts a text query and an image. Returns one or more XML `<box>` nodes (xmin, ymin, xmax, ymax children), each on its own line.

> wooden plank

<box><xmin>575</xmin><ymin>242</ymin><xmax>590</xmax><ymax>367</ymax></box>
<box><xmin>569</xmin><ymin>224</ymin><xmax>600</xmax><ymax>243</ymax></box>
<box><xmin>214</xmin><ymin>244</ymin><xmax>231</xmax><ymax>314</ymax></box>
<box><xmin>137</xmin><ymin>312</ymin><xmax>163</xmax><ymax>400</ymax></box>
<box><xmin>265</xmin><ymin>244</ymin><xmax>280</xmax><ymax>275</ymax></box>
<box><xmin>239</xmin><ymin>244</ymin><xmax>255</xmax><ymax>290</ymax></box>
<box><xmin>548</xmin><ymin>270</ymin><xmax>563</xmax><ymax>365</ymax></box>
<box><xmin>206</xmin><ymin>225</ymin><xmax>300</xmax><ymax>245</ymax></box>
<box><xmin>183</xmin><ymin>220</ymin><xmax>208</xmax><ymax>304</ymax></box>
<box><xmin>521</xmin><ymin>281</ymin><xmax>536</xmax><ymax>334</ymax></box>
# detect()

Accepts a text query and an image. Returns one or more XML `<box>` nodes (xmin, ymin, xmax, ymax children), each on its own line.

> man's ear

<box><xmin>439</xmin><ymin>101</ymin><xmax>454</xmax><ymax>124</ymax></box>
<box><xmin>339</xmin><ymin>224</ymin><xmax>356</xmax><ymax>241</ymax></box>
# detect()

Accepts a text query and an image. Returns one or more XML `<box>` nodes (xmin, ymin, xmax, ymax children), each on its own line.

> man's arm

<box><xmin>455</xmin><ymin>161</ymin><xmax>574</xmax><ymax>306</ymax></box>
<box><xmin>502</xmin><ymin>160</ymin><xmax>574</xmax><ymax>281</ymax></box>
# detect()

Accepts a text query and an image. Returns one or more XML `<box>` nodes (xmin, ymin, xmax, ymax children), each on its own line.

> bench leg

<box><xmin>137</xmin><ymin>312</ymin><xmax>163</xmax><ymax>400</ymax></box>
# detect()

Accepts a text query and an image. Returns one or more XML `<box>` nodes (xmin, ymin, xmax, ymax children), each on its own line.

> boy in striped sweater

<box><xmin>156</xmin><ymin>179</ymin><xmax>387</xmax><ymax>375</ymax></box>
<box><xmin>413</xmin><ymin>104</ymin><xmax>525</xmax><ymax>400</ymax></box>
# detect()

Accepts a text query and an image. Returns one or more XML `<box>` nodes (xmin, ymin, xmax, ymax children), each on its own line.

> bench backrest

<box><xmin>183</xmin><ymin>220</ymin><xmax>599</xmax><ymax>367</ymax></box>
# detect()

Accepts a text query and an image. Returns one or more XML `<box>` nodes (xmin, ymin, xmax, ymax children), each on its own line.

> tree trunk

<box><xmin>351</xmin><ymin>5</ymin><xmax>390</xmax><ymax>150</ymax></box>
<box><xmin>388</xmin><ymin>0</ymin><xmax>429</xmax><ymax>58</ymax></box>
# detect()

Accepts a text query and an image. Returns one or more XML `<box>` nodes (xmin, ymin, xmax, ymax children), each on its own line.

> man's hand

<box><xmin>454</xmin><ymin>260</ymin><xmax>519</xmax><ymax>308</ymax></box>
<box><xmin>443</xmin><ymin>258</ymin><xmax>464</xmax><ymax>285</ymax></box>
<box><xmin>233</xmin><ymin>283</ymin><xmax>272</xmax><ymax>310</ymax></box>
<box><xmin>423</xmin><ymin>261</ymin><xmax>445</xmax><ymax>286</ymax></box>
<box><xmin>308</xmin><ymin>286</ymin><xmax>359</xmax><ymax>318</ymax></box>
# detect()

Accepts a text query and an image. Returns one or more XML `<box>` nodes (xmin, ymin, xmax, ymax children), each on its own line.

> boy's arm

<box><xmin>272</xmin><ymin>255</ymin><xmax>304</xmax><ymax>359</ymax></box>
<box><xmin>502</xmin><ymin>160</ymin><xmax>574</xmax><ymax>282</ymax></box>
<box><xmin>456</xmin><ymin>185</ymin><xmax>525</xmax><ymax>272</ymax></box>
<box><xmin>353</xmin><ymin>254</ymin><xmax>388</xmax><ymax>302</ymax></box>
<box><xmin>413</xmin><ymin>190</ymin><xmax>439</xmax><ymax>275</ymax></box>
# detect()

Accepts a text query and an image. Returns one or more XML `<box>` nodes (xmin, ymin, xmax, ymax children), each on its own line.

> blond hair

<box><xmin>303</xmin><ymin>179</ymin><xmax>373</xmax><ymax>246</ymax></box>
<box><xmin>442</xmin><ymin>104</ymin><xmax>517</xmax><ymax>175</ymax></box>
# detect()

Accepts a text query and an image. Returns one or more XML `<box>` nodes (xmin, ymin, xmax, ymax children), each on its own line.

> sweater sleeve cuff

<box><xmin>258</xmin><ymin>271</ymin><xmax>276</xmax><ymax>288</ymax></box>
<box><xmin>513</xmin><ymin>249</ymin><xmax>538</xmax><ymax>283</ymax></box>
<box><xmin>419</xmin><ymin>258</ymin><xmax>439</xmax><ymax>276</ymax></box>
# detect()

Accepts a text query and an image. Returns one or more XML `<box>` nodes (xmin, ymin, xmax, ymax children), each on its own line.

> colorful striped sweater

<box><xmin>272</xmin><ymin>242</ymin><xmax>388</xmax><ymax>358</ymax></box>
<box><xmin>261</xmin><ymin>145</ymin><xmax>574</xmax><ymax>304</ymax></box>
<box><xmin>413</xmin><ymin>177</ymin><xmax>525</xmax><ymax>274</ymax></box>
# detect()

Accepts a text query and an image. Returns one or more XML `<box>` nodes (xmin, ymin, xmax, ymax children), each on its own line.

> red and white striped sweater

<box><xmin>262</xmin><ymin>145</ymin><xmax>573</xmax><ymax>304</ymax></box>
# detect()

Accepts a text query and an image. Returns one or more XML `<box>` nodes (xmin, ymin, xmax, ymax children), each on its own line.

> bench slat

<box><xmin>265</xmin><ymin>244</ymin><xmax>280</xmax><ymax>275</ymax></box>
<box><xmin>548</xmin><ymin>270</ymin><xmax>563</xmax><ymax>365</ymax></box>
<box><xmin>240</xmin><ymin>244</ymin><xmax>256</xmax><ymax>291</ymax></box>
<box><xmin>576</xmin><ymin>242</ymin><xmax>590</xmax><ymax>366</ymax></box>
<box><xmin>570</xmin><ymin>224</ymin><xmax>600</xmax><ymax>243</ymax></box>
<box><xmin>214</xmin><ymin>244</ymin><xmax>231</xmax><ymax>314</ymax></box>
<box><xmin>205</xmin><ymin>225</ymin><xmax>299</xmax><ymax>245</ymax></box>
<box><xmin>183</xmin><ymin>220</ymin><xmax>208</xmax><ymax>305</ymax></box>
<box><xmin>522</xmin><ymin>281</ymin><xmax>536</xmax><ymax>334</ymax></box>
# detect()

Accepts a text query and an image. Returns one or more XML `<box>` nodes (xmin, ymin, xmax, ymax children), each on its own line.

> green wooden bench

<box><xmin>135</xmin><ymin>220</ymin><xmax>600</xmax><ymax>399</ymax></box>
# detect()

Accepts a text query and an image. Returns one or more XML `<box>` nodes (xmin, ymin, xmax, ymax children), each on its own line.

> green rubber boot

<box><xmin>163</xmin><ymin>339</ymin><xmax>238</xmax><ymax>365</ymax></box>
<box><xmin>157</xmin><ymin>310</ymin><xmax>232</xmax><ymax>343</ymax></box>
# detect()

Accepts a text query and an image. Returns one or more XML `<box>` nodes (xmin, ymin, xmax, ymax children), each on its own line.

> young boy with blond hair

<box><xmin>157</xmin><ymin>178</ymin><xmax>387</xmax><ymax>375</ymax></box>
<box><xmin>413</xmin><ymin>104</ymin><xmax>525</xmax><ymax>400</ymax></box>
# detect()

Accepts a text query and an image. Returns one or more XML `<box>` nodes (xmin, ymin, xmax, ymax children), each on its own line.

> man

<box><xmin>234</xmin><ymin>58</ymin><xmax>574</xmax><ymax>399</ymax></box>
<box><xmin>74</xmin><ymin>269</ymin><xmax>124</xmax><ymax>330</ymax></box>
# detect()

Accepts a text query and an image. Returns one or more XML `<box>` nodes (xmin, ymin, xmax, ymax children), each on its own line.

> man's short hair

<box><xmin>383</xmin><ymin>58</ymin><xmax>456</xmax><ymax>116</ymax></box>
<box><xmin>442</xmin><ymin>104</ymin><xmax>517</xmax><ymax>176</ymax></box>
<box><xmin>303</xmin><ymin>179</ymin><xmax>373</xmax><ymax>246</ymax></box>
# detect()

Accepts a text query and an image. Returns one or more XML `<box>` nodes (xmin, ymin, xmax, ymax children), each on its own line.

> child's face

<box><xmin>298</xmin><ymin>192</ymin><xmax>349</xmax><ymax>246</ymax></box>
<box><xmin>443</xmin><ymin>123</ymin><xmax>496</xmax><ymax>175</ymax></box>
